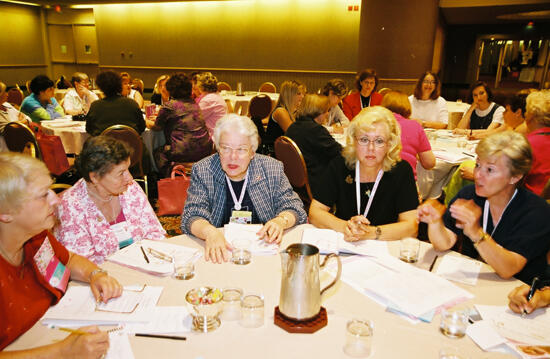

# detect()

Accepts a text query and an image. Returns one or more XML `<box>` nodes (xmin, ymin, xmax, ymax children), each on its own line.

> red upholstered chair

<box><xmin>248</xmin><ymin>94</ymin><xmax>272</xmax><ymax>147</ymax></box>
<box><xmin>274</xmin><ymin>136</ymin><xmax>313</xmax><ymax>210</ymax></box>
<box><xmin>258</xmin><ymin>82</ymin><xmax>276</xmax><ymax>93</ymax></box>
<box><xmin>217</xmin><ymin>82</ymin><xmax>231</xmax><ymax>92</ymax></box>
<box><xmin>7</xmin><ymin>86</ymin><xmax>24</xmax><ymax>108</ymax></box>
<box><xmin>101</xmin><ymin>125</ymin><xmax>148</xmax><ymax>196</ymax></box>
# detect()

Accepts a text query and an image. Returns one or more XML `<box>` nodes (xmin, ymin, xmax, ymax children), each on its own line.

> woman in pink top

<box><xmin>382</xmin><ymin>91</ymin><xmax>435</xmax><ymax>179</ymax></box>
<box><xmin>195</xmin><ymin>72</ymin><xmax>228</xmax><ymax>137</ymax></box>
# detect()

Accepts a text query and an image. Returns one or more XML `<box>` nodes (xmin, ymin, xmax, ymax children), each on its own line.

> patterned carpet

<box><xmin>158</xmin><ymin>215</ymin><xmax>182</xmax><ymax>236</ymax></box>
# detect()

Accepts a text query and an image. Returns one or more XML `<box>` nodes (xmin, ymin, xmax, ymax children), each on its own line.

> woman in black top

<box><xmin>286</xmin><ymin>94</ymin><xmax>342</xmax><ymax>191</ymax></box>
<box><xmin>309</xmin><ymin>106</ymin><xmax>419</xmax><ymax>242</ymax></box>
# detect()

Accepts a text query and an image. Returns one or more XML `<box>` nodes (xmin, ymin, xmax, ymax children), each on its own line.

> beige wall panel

<box><xmin>0</xmin><ymin>4</ymin><xmax>45</xmax><ymax>68</ymax></box>
<box><xmin>52</xmin><ymin>63</ymin><xmax>99</xmax><ymax>83</ymax></box>
<box><xmin>49</xmin><ymin>25</ymin><xmax>76</xmax><ymax>63</ymax></box>
<box><xmin>74</xmin><ymin>25</ymin><xmax>99</xmax><ymax>64</ymax></box>
<box><xmin>0</xmin><ymin>67</ymin><xmax>47</xmax><ymax>89</ymax></box>
<box><xmin>94</xmin><ymin>1</ymin><xmax>359</xmax><ymax>72</ymax></box>
<box><xmin>47</xmin><ymin>8</ymin><xmax>95</xmax><ymax>25</ymax></box>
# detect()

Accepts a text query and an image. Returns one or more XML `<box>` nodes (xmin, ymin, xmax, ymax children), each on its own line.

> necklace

<box><xmin>0</xmin><ymin>242</ymin><xmax>24</xmax><ymax>266</ymax></box>
<box><xmin>87</xmin><ymin>184</ymin><xmax>113</xmax><ymax>203</ymax></box>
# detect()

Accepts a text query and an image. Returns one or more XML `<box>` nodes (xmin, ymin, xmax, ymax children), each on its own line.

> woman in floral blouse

<box><xmin>54</xmin><ymin>136</ymin><xmax>165</xmax><ymax>264</ymax></box>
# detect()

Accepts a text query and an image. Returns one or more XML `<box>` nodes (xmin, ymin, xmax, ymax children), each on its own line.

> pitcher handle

<box><xmin>319</xmin><ymin>253</ymin><xmax>342</xmax><ymax>298</ymax></box>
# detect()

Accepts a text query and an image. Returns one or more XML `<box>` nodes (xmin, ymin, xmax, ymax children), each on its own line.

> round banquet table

<box><xmin>40</xmin><ymin>118</ymin><xmax>89</xmax><ymax>155</ymax></box>
<box><xmin>6</xmin><ymin>224</ymin><xmax>519</xmax><ymax>358</ymax></box>
<box><xmin>221</xmin><ymin>91</ymin><xmax>278</xmax><ymax>115</ymax></box>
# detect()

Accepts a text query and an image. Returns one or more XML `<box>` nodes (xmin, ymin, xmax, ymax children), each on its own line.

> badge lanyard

<box><xmin>360</xmin><ymin>95</ymin><xmax>371</xmax><ymax>109</ymax></box>
<box><xmin>482</xmin><ymin>189</ymin><xmax>517</xmax><ymax>236</ymax></box>
<box><xmin>225</xmin><ymin>170</ymin><xmax>249</xmax><ymax>211</ymax></box>
<box><xmin>355</xmin><ymin>161</ymin><xmax>383</xmax><ymax>217</ymax></box>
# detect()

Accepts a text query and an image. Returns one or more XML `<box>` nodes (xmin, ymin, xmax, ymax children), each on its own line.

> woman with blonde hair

<box><xmin>264</xmin><ymin>80</ymin><xmax>306</xmax><ymax>153</ymax></box>
<box><xmin>150</xmin><ymin>74</ymin><xmax>170</xmax><ymax>105</ymax></box>
<box><xmin>382</xmin><ymin>90</ymin><xmax>435</xmax><ymax>178</ymax></box>
<box><xmin>418</xmin><ymin>131</ymin><xmax>550</xmax><ymax>283</ymax></box>
<box><xmin>309</xmin><ymin>106</ymin><xmax>419</xmax><ymax>241</ymax></box>
<box><xmin>286</xmin><ymin>94</ymin><xmax>342</xmax><ymax>190</ymax></box>
<box><xmin>408</xmin><ymin>71</ymin><xmax>448</xmax><ymax>129</ymax></box>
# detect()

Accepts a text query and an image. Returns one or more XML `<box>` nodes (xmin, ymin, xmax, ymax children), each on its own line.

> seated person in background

<box><xmin>522</xmin><ymin>89</ymin><xmax>550</xmax><ymax>195</ymax></box>
<box><xmin>309</xmin><ymin>106</ymin><xmax>419</xmax><ymax>242</ymax></box>
<box><xmin>342</xmin><ymin>69</ymin><xmax>383</xmax><ymax>121</ymax></box>
<box><xmin>321</xmin><ymin>79</ymin><xmax>350</xmax><ymax>127</ymax></box>
<box><xmin>453</xmin><ymin>81</ymin><xmax>505</xmax><ymax>139</ymax></box>
<box><xmin>150</xmin><ymin>73</ymin><xmax>213</xmax><ymax>178</ymax></box>
<box><xmin>264</xmin><ymin>80</ymin><xmax>306</xmax><ymax>153</ymax></box>
<box><xmin>62</xmin><ymin>72</ymin><xmax>99</xmax><ymax>116</ymax></box>
<box><xmin>150</xmin><ymin>74</ymin><xmax>170</xmax><ymax>105</ymax></box>
<box><xmin>508</xmin><ymin>283</ymin><xmax>550</xmax><ymax>315</ymax></box>
<box><xmin>20</xmin><ymin>75</ymin><xmax>64</xmax><ymax>123</ymax></box>
<box><xmin>120</xmin><ymin>72</ymin><xmax>144</xmax><ymax>108</ymax></box>
<box><xmin>55</xmin><ymin>136</ymin><xmax>165</xmax><ymax>264</ymax></box>
<box><xmin>195</xmin><ymin>72</ymin><xmax>228</xmax><ymax>137</ymax></box>
<box><xmin>0</xmin><ymin>152</ymin><xmax>122</xmax><ymax>355</ymax></box>
<box><xmin>408</xmin><ymin>71</ymin><xmax>448</xmax><ymax>129</ymax></box>
<box><xmin>285</xmin><ymin>94</ymin><xmax>342</xmax><ymax>190</ymax></box>
<box><xmin>418</xmin><ymin>131</ymin><xmax>550</xmax><ymax>283</ymax></box>
<box><xmin>181</xmin><ymin>114</ymin><xmax>307</xmax><ymax>263</ymax></box>
<box><xmin>382</xmin><ymin>90</ymin><xmax>435</xmax><ymax>179</ymax></box>
<box><xmin>86</xmin><ymin>70</ymin><xmax>145</xmax><ymax>136</ymax></box>
<box><xmin>0</xmin><ymin>81</ymin><xmax>30</xmax><ymax>133</ymax></box>
<box><xmin>190</xmin><ymin>71</ymin><xmax>201</xmax><ymax>101</ymax></box>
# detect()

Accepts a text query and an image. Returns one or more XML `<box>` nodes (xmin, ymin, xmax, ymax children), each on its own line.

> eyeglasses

<box><xmin>423</xmin><ymin>80</ymin><xmax>436</xmax><ymax>85</ymax></box>
<box><xmin>219</xmin><ymin>145</ymin><xmax>250</xmax><ymax>157</ymax></box>
<box><xmin>356</xmin><ymin>137</ymin><xmax>386</xmax><ymax>148</ymax></box>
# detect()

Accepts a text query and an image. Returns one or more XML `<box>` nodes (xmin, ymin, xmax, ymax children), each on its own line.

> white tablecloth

<box><xmin>7</xmin><ymin>224</ymin><xmax>518</xmax><ymax>358</ymax></box>
<box><xmin>222</xmin><ymin>91</ymin><xmax>278</xmax><ymax>115</ymax></box>
<box><xmin>41</xmin><ymin>118</ymin><xmax>89</xmax><ymax>154</ymax></box>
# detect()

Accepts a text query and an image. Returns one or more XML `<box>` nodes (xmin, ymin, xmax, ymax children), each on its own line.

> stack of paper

<box><xmin>107</xmin><ymin>240</ymin><xmax>201</xmax><ymax>276</ymax></box>
<box><xmin>301</xmin><ymin>228</ymin><xmax>389</xmax><ymax>257</ymax></box>
<box><xmin>122</xmin><ymin>306</ymin><xmax>191</xmax><ymax>334</ymax></box>
<box><xmin>435</xmin><ymin>255</ymin><xmax>482</xmax><ymax>286</ymax></box>
<box><xmin>42</xmin><ymin>285</ymin><xmax>163</xmax><ymax>327</ymax></box>
<box><xmin>224</xmin><ymin>223</ymin><xmax>279</xmax><ymax>255</ymax></box>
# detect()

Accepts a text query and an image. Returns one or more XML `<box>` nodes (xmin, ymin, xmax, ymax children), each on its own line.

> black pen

<box><xmin>428</xmin><ymin>255</ymin><xmax>439</xmax><ymax>272</ymax></box>
<box><xmin>140</xmin><ymin>246</ymin><xmax>150</xmax><ymax>263</ymax></box>
<box><xmin>523</xmin><ymin>276</ymin><xmax>540</xmax><ymax>315</ymax></box>
<box><xmin>135</xmin><ymin>333</ymin><xmax>186</xmax><ymax>340</ymax></box>
<box><xmin>462</xmin><ymin>151</ymin><xmax>475</xmax><ymax>158</ymax></box>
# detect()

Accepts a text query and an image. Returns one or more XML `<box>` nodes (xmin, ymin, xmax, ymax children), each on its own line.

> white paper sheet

<box><xmin>433</xmin><ymin>150</ymin><xmax>474</xmax><ymax>164</ymax></box>
<box><xmin>122</xmin><ymin>306</ymin><xmax>191</xmax><ymax>334</ymax></box>
<box><xmin>476</xmin><ymin>305</ymin><xmax>550</xmax><ymax>346</ymax></box>
<box><xmin>107</xmin><ymin>240</ymin><xmax>201</xmax><ymax>276</ymax></box>
<box><xmin>435</xmin><ymin>254</ymin><xmax>482</xmax><ymax>286</ymax></box>
<box><xmin>106</xmin><ymin>332</ymin><xmax>135</xmax><ymax>359</ymax></box>
<box><xmin>301</xmin><ymin>228</ymin><xmax>389</xmax><ymax>257</ymax></box>
<box><xmin>224</xmin><ymin>223</ymin><xmax>279</xmax><ymax>255</ymax></box>
<box><xmin>466</xmin><ymin>320</ymin><xmax>507</xmax><ymax>350</ymax></box>
<box><xmin>42</xmin><ymin>286</ymin><xmax>163</xmax><ymax>325</ymax></box>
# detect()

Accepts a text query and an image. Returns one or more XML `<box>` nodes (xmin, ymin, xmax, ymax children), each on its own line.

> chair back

<box><xmin>7</xmin><ymin>87</ymin><xmax>24</xmax><ymax>107</ymax></box>
<box><xmin>447</xmin><ymin>112</ymin><xmax>463</xmax><ymax>130</ymax></box>
<box><xmin>378</xmin><ymin>87</ymin><xmax>392</xmax><ymax>96</ymax></box>
<box><xmin>248</xmin><ymin>95</ymin><xmax>272</xmax><ymax>119</ymax></box>
<box><xmin>100</xmin><ymin>125</ymin><xmax>144</xmax><ymax>176</ymax></box>
<box><xmin>258</xmin><ymin>82</ymin><xmax>276</xmax><ymax>93</ymax></box>
<box><xmin>274</xmin><ymin>136</ymin><xmax>313</xmax><ymax>207</ymax></box>
<box><xmin>132</xmin><ymin>78</ymin><xmax>145</xmax><ymax>94</ymax></box>
<box><xmin>3</xmin><ymin>122</ymin><xmax>41</xmax><ymax>158</ymax></box>
<box><xmin>217</xmin><ymin>82</ymin><xmax>231</xmax><ymax>92</ymax></box>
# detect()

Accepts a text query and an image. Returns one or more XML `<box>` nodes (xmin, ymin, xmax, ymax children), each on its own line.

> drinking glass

<box><xmin>439</xmin><ymin>308</ymin><xmax>468</xmax><ymax>338</ymax></box>
<box><xmin>343</xmin><ymin>319</ymin><xmax>373</xmax><ymax>358</ymax></box>
<box><xmin>231</xmin><ymin>239</ymin><xmax>251</xmax><ymax>265</ymax></box>
<box><xmin>239</xmin><ymin>294</ymin><xmax>264</xmax><ymax>328</ymax></box>
<box><xmin>220</xmin><ymin>287</ymin><xmax>243</xmax><ymax>321</ymax></box>
<box><xmin>399</xmin><ymin>237</ymin><xmax>420</xmax><ymax>263</ymax></box>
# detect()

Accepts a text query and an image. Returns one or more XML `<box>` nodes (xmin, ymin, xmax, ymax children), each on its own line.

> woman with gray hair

<box><xmin>309</xmin><ymin>106</ymin><xmax>419</xmax><ymax>242</ymax></box>
<box><xmin>195</xmin><ymin>72</ymin><xmax>228</xmax><ymax>137</ymax></box>
<box><xmin>418</xmin><ymin>131</ymin><xmax>550</xmax><ymax>283</ymax></box>
<box><xmin>62</xmin><ymin>72</ymin><xmax>99</xmax><ymax>116</ymax></box>
<box><xmin>181</xmin><ymin>114</ymin><xmax>307</xmax><ymax>263</ymax></box>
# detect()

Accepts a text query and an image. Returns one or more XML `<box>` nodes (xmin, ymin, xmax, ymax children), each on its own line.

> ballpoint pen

<box><xmin>135</xmin><ymin>333</ymin><xmax>187</xmax><ymax>341</ymax></box>
<box><xmin>523</xmin><ymin>276</ymin><xmax>540</xmax><ymax>315</ymax></box>
<box><xmin>140</xmin><ymin>245</ymin><xmax>150</xmax><ymax>263</ymax></box>
<box><xmin>428</xmin><ymin>255</ymin><xmax>439</xmax><ymax>272</ymax></box>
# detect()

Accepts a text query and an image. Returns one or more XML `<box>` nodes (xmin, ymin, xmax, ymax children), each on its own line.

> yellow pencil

<box><xmin>49</xmin><ymin>326</ymin><xmax>89</xmax><ymax>335</ymax></box>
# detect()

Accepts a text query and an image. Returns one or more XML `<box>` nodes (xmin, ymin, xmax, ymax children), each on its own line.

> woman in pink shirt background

<box><xmin>195</xmin><ymin>72</ymin><xmax>228</xmax><ymax>137</ymax></box>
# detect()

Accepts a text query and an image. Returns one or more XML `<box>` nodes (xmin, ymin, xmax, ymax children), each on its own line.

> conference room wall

<box><xmin>0</xmin><ymin>3</ymin><xmax>48</xmax><ymax>87</ymax></box>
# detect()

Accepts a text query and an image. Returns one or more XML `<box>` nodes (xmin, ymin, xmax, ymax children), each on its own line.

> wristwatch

<box><xmin>471</xmin><ymin>229</ymin><xmax>489</xmax><ymax>247</ymax></box>
<box><xmin>374</xmin><ymin>226</ymin><xmax>382</xmax><ymax>240</ymax></box>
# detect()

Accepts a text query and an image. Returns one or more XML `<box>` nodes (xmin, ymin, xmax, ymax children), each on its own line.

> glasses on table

<box><xmin>355</xmin><ymin>137</ymin><xmax>386</xmax><ymax>148</ymax></box>
<box><xmin>218</xmin><ymin>145</ymin><xmax>250</xmax><ymax>157</ymax></box>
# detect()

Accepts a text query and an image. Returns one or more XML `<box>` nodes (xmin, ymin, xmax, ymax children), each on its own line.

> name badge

<box><xmin>34</xmin><ymin>239</ymin><xmax>70</xmax><ymax>293</ymax></box>
<box><xmin>111</xmin><ymin>221</ymin><xmax>134</xmax><ymax>249</ymax></box>
<box><xmin>230</xmin><ymin>210</ymin><xmax>252</xmax><ymax>224</ymax></box>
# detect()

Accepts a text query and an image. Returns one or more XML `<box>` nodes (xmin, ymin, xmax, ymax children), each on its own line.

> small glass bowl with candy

<box><xmin>185</xmin><ymin>287</ymin><xmax>224</xmax><ymax>332</ymax></box>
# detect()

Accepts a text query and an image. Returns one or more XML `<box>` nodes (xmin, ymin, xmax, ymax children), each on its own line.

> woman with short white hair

<box><xmin>418</xmin><ymin>131</ymin><xmax>550</xmax><ymax>283</ymax></box>
<box><xmin>181</xmin><ymin>114</ymin><xmax>307</xmax><ymax>263</ymax></box>
<box><xmin>309</xmin><ymin>106</ymin><xmax>419</xmax><ymax>241</ymax></box>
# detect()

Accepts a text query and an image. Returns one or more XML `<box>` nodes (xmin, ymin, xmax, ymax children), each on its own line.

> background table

<box><xmin>41</xmin><ymin>119</ymin><xmax>89</xmax><ymax>155</ymax></box>
<box><xmin>222</xmin><ymin>91</ymin><xmax>278</xmax><ymax>115</ymax></box>
<box><xmin>7</xmin><ymin>224</ymin><xmax>518</xmax><ymax>358</ymax></box>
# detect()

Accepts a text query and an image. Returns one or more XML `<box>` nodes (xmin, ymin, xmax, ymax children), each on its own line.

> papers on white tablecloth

<box><xmin>224</xmin><ymin>223</ymin><xmax>279</xmax><ymax>255</ymax></box>
<box><xmin>435</xmin><ymin>255</ymin><xmax>482</xmax><ymax>286</ymax></box>
<box><xmin>333</xmin><ymin>255</ymin><xmax>473</xmax><ymax>320</ymax></box>
<box><xmin>122</xmin><ymin>306</ymin><xmax>191</xmax><ymax>334</ymax></box>
<box><xmin>42</xmin><ymin>285</ymin><xmax>163</xmax><ymax>326</ymax></box>
<box><xmin>433</xmin><ymin>150</ymin><xmax>475</xmax><ymax>164</ymax></box>
<box><xmin>107</xmin><ymin>240</ymin><xmax>201</xmax><ymax>276</ymax></box>
<box><xmin>106</xmin><ymin>332</ymin><xmax>135</xmax><ymax>359</ymax></box>
<box><xmin>467</xmin><ymin>305</ymin><xmax>550</xmax><ymax>358</ymax></box>
<box><xmin>301</xmin><ymin>228</ymin><xmax>389</xmax><ymax>257</ymax></box>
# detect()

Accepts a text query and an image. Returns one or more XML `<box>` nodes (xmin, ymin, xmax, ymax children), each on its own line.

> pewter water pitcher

<box><xmin>279</xmin><ymin>243</ymin><xmax>342</xmax><ymax>320</ymax></box>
